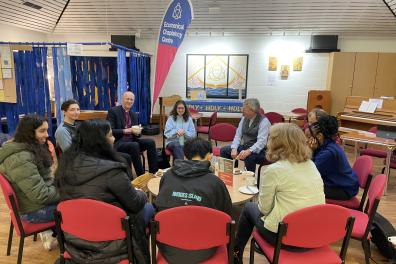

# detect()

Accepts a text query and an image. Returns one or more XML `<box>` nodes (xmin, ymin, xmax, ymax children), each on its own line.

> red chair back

<box><xmin>188</xmin><ymin>107</ymin><xmax>199</xmax><ymax>114</ymax></box>
<box><xmin>291</xmin><ymin>108</ymin><xmax>308</xmax><ymax>114</ymax></box>
<box><xmin>353</xmin><ymin>155</ymin><xmax>373</xmax><ymax>188</ymax></box>
<box><xmin>153</xmin><ymin>206</ymin><xmax>232</xmax><ymax>250</ymax></box>
<box><xmin>57</xmin><ymin>199</ymin><xmax>128</xmax><ymax>241</ymax></box>
<box><xmin>365</xmin><ymin>174</ymin><xmax>386</xmax><ymax>216</ymax></box>
<box><xmin>368</xmin><ymin>126</ymin><xmax>377</xmax><ymax>133</ymax></box>
<box><xmin>264</xmin><ymin>112</ymin><xmax>284</xmax><ymax>125</ymax></box>
<box><xmin>209</xmin><ymin>111</ymin><xmax>218</xmax><ymax>127</ymax></box>
<box><xmin>0</xmin><ymin>173</ymin><xmax>19</xmax><ymax>212</ymax></box>
<box><xmin>281</xmin><ymin>204</ymin><xmax>351</xmax><ymax>248</ymax></box>
<box><xmin>209</xmin><ymin>123</ymin><xmax>237</xmax><ymax>142</ymax></box>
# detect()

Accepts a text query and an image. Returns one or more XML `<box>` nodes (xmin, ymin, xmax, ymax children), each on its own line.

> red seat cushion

<box><xmin>360</xmin><ymin>149</ymin><xmax>387</xmax><ymax>158</ymax></box>
<box><xmin>348</xmin><ymin>209</ymin><xmax>370</xmax><ymax>239</ymax></box>
<box><xmin>212</xmin><ymin>147</ymin><xmax>221</xmax><ymax>156</ymax></box>
<box><xmin>157</xmin><ymin>245</ymin><xmax>227</xmax><ymax>264</ymax></box>
<box><xmin>253</xmin><ymin>230</ymin><xmax>341</xmax><ymax>264</ymax></box>
<box><xmin>17</xmin><ymin>219</ymin><xmax>54</xmax><ymax>236</ymax></box>
<box><xmin>326</xmin><ymin>197</ymin><xmax>360</xmax><ymax>210</ymax></box>
<box><xmin>197</xmin><ymin>126</ymin><xmax>209</xmax><ymax>134</ymax></box>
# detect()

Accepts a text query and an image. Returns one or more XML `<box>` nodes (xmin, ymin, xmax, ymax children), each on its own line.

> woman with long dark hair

<box><xmin>55</xmin><ymin>119</ymin><xmax>154</xmax><ymax>264</ymax></box>
<box><xmin>164</xmin><ymin>100</ymin><xmax>196</xmax><ymax>159</ymax></box>
<box><xmin>308</xmin><ymin>115</ymin><xmax>359</xmax><ymax>200</ymax></box>
<box><xmin>0</xmin><ymin>114</ymin><xmax>59</xmax><ymax>250</ymax></box>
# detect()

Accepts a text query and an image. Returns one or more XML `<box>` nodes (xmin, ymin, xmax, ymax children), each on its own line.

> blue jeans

<box><xmin>167</xmin><ymin>141</ymin><xmax>184</xmax><ymax>160</ymax></box>
<box><xmin>20</xmin><ymin>205</ymin><xmax>57</xmax><ymax>223</ymax></box>
<box><xmin>220</xmin><ymin>145</ymin><xmax>266</xmax><ymax>172</ymax></box>
<box><xmin>142</xmin><ymin>203</ymin><xmax>155</xmax><ymax>227</ymax></box>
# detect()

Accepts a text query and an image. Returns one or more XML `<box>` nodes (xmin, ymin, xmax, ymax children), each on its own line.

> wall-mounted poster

<box><xmin>280</xmin><ymin>65</ymin><xmax>290</xmax><ymax>79</ymax></box>
<box><xmin>186</xmin><ymin>54</ymin><xmax>248</xmax><ymax>99</ymax></box>
<box><xmin>293</xmin><ymin>57</ymin><xmax>303</xmax><ymax>71</ymax></box>
<box><xmin>268</xmin><ymin>56</ymin><xmax>277</xmax><ymax>71</ymax></box>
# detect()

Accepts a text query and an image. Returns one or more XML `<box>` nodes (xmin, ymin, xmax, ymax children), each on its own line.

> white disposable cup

<box><xmin>246</xmin><ymin>176</ymin><xmax>256</xmax><ymax>186</ymax></box>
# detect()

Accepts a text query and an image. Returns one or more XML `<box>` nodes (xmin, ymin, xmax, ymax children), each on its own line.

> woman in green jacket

<box><xmin>0</xmin><ymin>115</ymin><xmax>59</xmax><ymax>249</ymax></box>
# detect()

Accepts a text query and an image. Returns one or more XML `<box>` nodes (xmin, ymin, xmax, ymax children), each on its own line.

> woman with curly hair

<box><xmin>308</xmin><ymin>114</ymin><xmax>359</xmax><ymax>200</ymax></box>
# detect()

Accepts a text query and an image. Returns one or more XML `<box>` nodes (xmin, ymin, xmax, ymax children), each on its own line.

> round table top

<box><xmin>147</xmin><ymin>174</ymin><xmax>257</xmax><ymax>205</ymax></box>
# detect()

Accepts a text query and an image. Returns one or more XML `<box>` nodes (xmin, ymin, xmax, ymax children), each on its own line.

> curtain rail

<box><xmin>0</xmin><ymin>42</ymin><xmax>150</xmax><ymax>57</ymax></box>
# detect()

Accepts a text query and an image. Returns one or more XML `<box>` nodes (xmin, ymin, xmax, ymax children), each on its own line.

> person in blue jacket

<box><xmin>164</xmin><ymin>100</ymin><xmax>196</xmax><ymax>160</ymax></box>
<box><xmin>308</xmin><ymin>115</ymin><xmax>359</xmax><ymax>200</ymax></box>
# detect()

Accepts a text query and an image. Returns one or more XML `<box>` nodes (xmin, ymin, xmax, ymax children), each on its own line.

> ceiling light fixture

<box><xmin>383</xmin><ymin>0</ymin><xmax>396</xmax><ymax>17</ymax></box>
<box><xmin>22</xmin><ymin>1</ymin><xmax>42</xmax><ymax>10</ymax></box>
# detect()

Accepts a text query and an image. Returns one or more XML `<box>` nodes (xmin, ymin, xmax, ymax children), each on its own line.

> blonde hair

<box><xmin>266</xmin><ymin>123</ymin><xmax>312</xmax><ymax>163</ymax></box>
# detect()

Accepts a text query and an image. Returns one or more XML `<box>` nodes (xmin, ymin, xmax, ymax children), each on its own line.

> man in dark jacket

<box><xmin>107</xmin><ymin>91</ymin><xmax>158</xmax><ymax>176</ymax></box>
<box><xmin>155</xmin><ymin>138</ymin><xmax>232</xmax><ymax>263</ymax></box>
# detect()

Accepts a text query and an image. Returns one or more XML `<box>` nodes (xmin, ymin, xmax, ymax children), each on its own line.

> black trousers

<box><xmin>324</xmin><ymin>186</ymin><xmax>351</xmax><ymax>200</ymax></box>
<box><xmin>115</xmin><ymin>138</ymin><xmax>158</xmax><ymax>176</ymax></box>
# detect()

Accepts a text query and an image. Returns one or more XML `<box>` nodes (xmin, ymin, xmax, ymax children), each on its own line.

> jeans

<box><xmin>220</xmin><ymin>145</ymin><xmax>266</xmax><ymax>172</ymax></box>
<box><xmin>115</xmin><ymin>138</ymin><xmax>158</xmax><ymax>175</ymax></box>
<box><xmin>20</xmin><ymin>205</ymin><xmax>57</xmax><ymax>223</ymax></box>
<box><xmin>166</xmin><ymin>141</ymin><xmax>184</xmax><ymax>160</ymax></box>
<box><xmin>141</xmin><ymin>203</ymin><xmax>155</xmax><ymax>227</ymax></box>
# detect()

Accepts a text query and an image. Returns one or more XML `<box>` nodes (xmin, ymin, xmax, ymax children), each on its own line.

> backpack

<box><xmin>371</xmin><ymin>212</ymin><xmax>396</xmax><ymax>261</ymax></box>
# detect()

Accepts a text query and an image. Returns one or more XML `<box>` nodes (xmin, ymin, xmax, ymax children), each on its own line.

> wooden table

<box><xmin>341</xmin><ymin>131</ymin><xmax>396</xmax><ymax>194</ymax></box>
<box><xmin>147</xmin><ymin>174</ymin><xmax>257</xmax><ymax>205</ymax></box>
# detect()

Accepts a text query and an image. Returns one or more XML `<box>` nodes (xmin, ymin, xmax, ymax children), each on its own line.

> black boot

<box><xmin>233</xmin><ymin>249</ymin><xmax>243</xmax><ymax>264</ymax></box>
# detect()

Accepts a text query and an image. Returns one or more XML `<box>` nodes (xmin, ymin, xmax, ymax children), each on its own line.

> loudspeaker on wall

<box><xmin>307</xmin><ymin>90</ymin><xmax>331</xmax><ymax>113</ymax></box>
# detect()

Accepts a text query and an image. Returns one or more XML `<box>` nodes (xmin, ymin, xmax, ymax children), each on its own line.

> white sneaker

<box><xmin>39</xmin><ymin>230</ymin><xmax>58</xmax><ymax>251</ymax></box>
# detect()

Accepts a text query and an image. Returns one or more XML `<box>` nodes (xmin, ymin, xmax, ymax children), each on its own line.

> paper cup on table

<box><xmin>246</xmin><ymin>176</ymin><xmax>256</xmax><ymax>186</ymax></box>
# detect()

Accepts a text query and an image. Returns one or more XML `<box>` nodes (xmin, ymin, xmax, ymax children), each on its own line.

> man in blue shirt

<box><xmin>220</xmin><ymin>98</ymin><xmax>271</xmax><ymax>172</ymax></box>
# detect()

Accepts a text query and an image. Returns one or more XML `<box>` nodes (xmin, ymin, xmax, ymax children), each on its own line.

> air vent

<box><xmin>22</xmin><ymin>1</ymin><xmax>42</xmax><ymax>10</ymax></box>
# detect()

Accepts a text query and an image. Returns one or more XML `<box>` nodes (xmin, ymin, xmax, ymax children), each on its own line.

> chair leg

<box><xmin>33</xmin><ymin>233</ymin><xmax>37</xmax><ymax>241</ymax></box>
<box><xmin>7</xmin><ymin>221</ymin><xmax>13</xmax><ymax>256</ymax></box>
<box><xmin>249</xmin><ymin>238</ymin><xmax>255</xmax><ymax>264</ymax></box>
<box><xmin>17</xmin><ymin>236</ymin><xmax>25</xmax><ymax>264</ymax></box>
<box><xmin>361</xmin><ymin>239</ymin><xmax>371</xmax><ymax>264</ymax></box>
<box><xmin>141</xmin><ymin>154</ymin><xmax>146</xmax><ymax>172</ymax></box>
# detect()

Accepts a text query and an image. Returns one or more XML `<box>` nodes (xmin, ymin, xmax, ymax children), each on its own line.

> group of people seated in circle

<box><xmin>0</xmin><ymin>92</ymin><xmax>359</xmax><ymax>264</ymax></box>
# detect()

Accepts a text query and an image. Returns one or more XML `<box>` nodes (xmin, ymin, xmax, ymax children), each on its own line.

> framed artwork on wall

<box><xmin>186</xmin><ymin>54</ymin><xmax>248</xmax><ymax>99</ymax></box>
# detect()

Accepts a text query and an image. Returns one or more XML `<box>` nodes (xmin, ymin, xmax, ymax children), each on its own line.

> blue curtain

<box><xmin>129</xmin><ymin>54</ymin><xmax>151</xmax><ymax>125</ymax></box>
<box><xmin>0</xmin><ymin>47</ymin><xmax>51</xmax><ymax>135</ymax></box>
<box><xmin>52</xmin><ymin>47</ymin><xmax>73</xmax><ymax>125</ymax></box>
<box><xmin>70</xmin><ymin>56</ymin><xmax>117</xmax><ymax>110</ymax></box>
<box><xmin>117</xmin><ymin>50</ymin><xmax>127</xmax><ymax>105</ymax></box>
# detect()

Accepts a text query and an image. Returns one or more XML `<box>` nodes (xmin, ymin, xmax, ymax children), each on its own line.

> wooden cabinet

<box><xmin>327</xmin><ymin>52</ymin><xmax>396</xmax><ymax>115</ymax></box>
<box><xmin>374</xmin><ymin>53</ymin><xmax>396</xmax><ymax>98</ymax></box>
<box><xmin>327</xmin><ymin>52</ymin><xmax>355</xmax><ymax>115</ymax></box>
<box><xmin>351</xmin><ymin>53</ymin><xmax>378</xmax><ymax>97</ymax></box>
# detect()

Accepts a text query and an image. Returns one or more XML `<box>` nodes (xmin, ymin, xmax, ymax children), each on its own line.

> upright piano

<box><xmin>338</xmin><ymin>96</ymin><xmax>396</xmax><ymax>131</ymax></box>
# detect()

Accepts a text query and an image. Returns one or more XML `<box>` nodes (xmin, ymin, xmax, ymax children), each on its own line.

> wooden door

<box><xmin>327</xmin><ymin>52</ymin><xmax>355</xmax><ymax>115</ymax></box>
<box><xmin>374</xmin><ymin>53</ymin><xmax>396</xmax><ymax>98</ymax></box>
<box><xmin>351</xmin><ymin>52</ymin><xmax>378</xmax><ymax>97</ymax></box>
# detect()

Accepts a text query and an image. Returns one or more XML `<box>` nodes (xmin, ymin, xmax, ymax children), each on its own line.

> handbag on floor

<box><xmin>371</xmin><ymin>212</ymin><xmax>396</xmax><ymax>261</ymax></box>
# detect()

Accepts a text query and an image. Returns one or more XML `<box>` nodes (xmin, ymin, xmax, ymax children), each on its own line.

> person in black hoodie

<box><xmin>155</xmin><ymin>137</ymin><xmax>232</xmax><ymax>264</ymax></box>
<box><xmin>55</xmin><ymin>119</ymin><xmax>154</xmax><ymax>264</ymax></box>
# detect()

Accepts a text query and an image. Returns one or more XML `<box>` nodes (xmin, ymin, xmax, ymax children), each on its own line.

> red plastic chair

<box><xmin>0</xmin><ymin>173</ymin><xmax>55</xmax><ymax>264</ymax></box>
<box><xmin>209</xmin><ymin>123</ymin><xmax>237</xmax><ymax>156</ymax></box>
<box><xmin>326</xmin><ymin>155</ymin><xmax>373</xmax><ymax>211</ymax></box>
<box><xmin>197</xmin><ymin>112</ymin><xmax>218</xmax><ymax>139</ymax></box>
<box><xmin>151</xmin><ymin>206</ymin><xmax>235</xmax><ymax>264</ymax></box>
<box><xmin>249</xmin><ymin>204</ymin><xmax>355</xmax><ymax>264</ymax></box>
<box><xmin>264</xmin><ymin>112</ymin><xmax>284</xmax><ymax>125</ymax></box>
<box><xmin>348</xmin><ymin>174</ymin><xmax>386</xmax><ymax>264</ymax></box>
<box><xmin>54</xmin><ymin>199</ymin><xmax>134</xmax><ymax>264</ymax></box>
